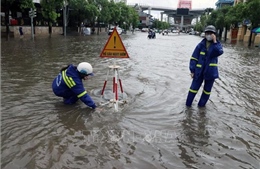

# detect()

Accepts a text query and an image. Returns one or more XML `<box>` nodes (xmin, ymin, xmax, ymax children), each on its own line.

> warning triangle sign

<box><xmin>100</xmin><ymin>27</ymin><xmax>129</xmax><ymax>58</ymax></box>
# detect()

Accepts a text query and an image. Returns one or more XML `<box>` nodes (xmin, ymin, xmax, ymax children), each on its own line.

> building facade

<box><xmin>114</xmin><ymin>0</ymin><xmax>127</xmax><ymax>3</ymax></box>
<box><xmin>215</xmin><ymin>0</ymin><xmax>234</xmax><ymax>9</ymax></box>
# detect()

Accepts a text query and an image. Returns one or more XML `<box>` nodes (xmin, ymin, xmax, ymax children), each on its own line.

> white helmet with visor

<box><xmin>77</xmin><ymin>62</ymin><xmax>94</xmax><ymax>76</ymax></box>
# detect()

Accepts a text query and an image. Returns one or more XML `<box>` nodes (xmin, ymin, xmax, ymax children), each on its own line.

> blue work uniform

<box><xmin>52</xmin><ymin>64</ymin><xmax>96</xmax><ymax>109</ymax></box>
<box><xmin>186</xmin><ymin>39</ymin><xmax>223</xmax><ymax>107</ymax></box>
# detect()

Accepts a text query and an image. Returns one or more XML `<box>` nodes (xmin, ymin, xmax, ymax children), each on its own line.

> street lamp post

<box><xmin>63</xmin><ymin>0</ymin><xmax>68</xmax><ymax>36</ymax></box>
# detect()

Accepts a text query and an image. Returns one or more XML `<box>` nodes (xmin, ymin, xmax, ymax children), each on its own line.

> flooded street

<box><xmin>1</xmin><ymin>32</ymin><xmax>260</xmax><ymax>169</ymax></box>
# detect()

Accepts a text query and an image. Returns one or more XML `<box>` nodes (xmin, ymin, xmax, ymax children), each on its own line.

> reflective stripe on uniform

<box><xmin>200</xmin><ymin>52</ymin><xmax>205</xmax><ymax>55</ymax></box>
<box><xmin>209</xmin><ymin>63</ymin><xmax>218</xmax><ymax>66</ymax></box>
<box><xmin>203</xmin><ymin>90</ymin><xmax>211</xmax><ymax>95</ymax></box>
<box><xmin>196</xmin><ymin>64</ymin><xmax>202</xmax><ymax>68</ymax></box>
<box><xmin>189</xmin><ymin>89</ymin><xmax>198</xmax><ymax>93</ymax></box>
<box><xmin>62</xmin><ymin>70</ymin><xmax>76</xmax><ymax>88</ymax></box>
<box><xmin>77</xmin><ymin>91</ymin><xmax>87</xmax><ymax>98</ymax></box>
<box><xmin>191</xmin><ymin>56</ymin><xmax>198</xmax><ymax>61</ymax></box>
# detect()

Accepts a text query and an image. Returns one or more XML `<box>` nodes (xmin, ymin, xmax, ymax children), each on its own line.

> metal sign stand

<box><xmin>101</xmin><ymin>61</ymin><xmax>125</xmax><ymax>112</ymax></box>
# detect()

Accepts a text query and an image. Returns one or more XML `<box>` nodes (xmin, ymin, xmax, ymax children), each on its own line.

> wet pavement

<box><xmin>1</xmin><ymin>32</ymin><xmax>260</xmax><ymax>169</ymax></box>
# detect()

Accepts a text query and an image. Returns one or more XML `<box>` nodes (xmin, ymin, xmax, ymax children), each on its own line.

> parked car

<box><xmin>189</xmin><ymin>31</ymin><xmax>195</xmax><ymax>35</ymax></box>
<box><xmin>108</xmin><ymin>26</ymin><xmax>123</xmax><ymax>35</ymax></box>
<box><xmin>141</xmin><ymin>28</ymin><xmax>149</xmax><ymax>32</ymax></box>
<box><xmin>200</xmin><ymin>32</ymin><xmax>205</xmax><ymax>38</ymax></box>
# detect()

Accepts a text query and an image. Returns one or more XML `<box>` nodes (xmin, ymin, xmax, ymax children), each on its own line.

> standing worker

<box><xmin>186</xmin><ymin>25</ymin><xmax>224</xmax><ymax>107</ymax></box>
<box><xmin>52</xmin><ymin>62</ymin><xmax>96</xmax><ymax>109</ymax></box>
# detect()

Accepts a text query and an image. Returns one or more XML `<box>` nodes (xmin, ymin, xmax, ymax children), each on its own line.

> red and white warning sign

<box><xmin>100</xmin><ymin>27</ymin><xmax>129</xmax><ymax>58</ymax></box>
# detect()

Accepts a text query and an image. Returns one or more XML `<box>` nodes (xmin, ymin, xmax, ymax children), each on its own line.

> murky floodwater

<box><xmin>1</xmin><ymin>32</ymin><xmax>260</xmax><ymax>169</ymax></box>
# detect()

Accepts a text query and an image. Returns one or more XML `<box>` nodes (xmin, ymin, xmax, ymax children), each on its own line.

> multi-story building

<box><xmin>215</xmin><ymin>0</ymin><xmax>234</xmax><ymax>9</ymax></box>
<box><xmin>114</xmin><ymin>0</ymin><xmax>127</xmax><ymax>3</ymax></box>
<box><xmin>234</xmin><ymin>0</ymin><xmax>247</xmax><ymax>5</ymax></box>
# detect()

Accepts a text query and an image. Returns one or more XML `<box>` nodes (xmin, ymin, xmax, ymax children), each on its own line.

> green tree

<box><xmin>206</xmin><ymin>6</ymin><xmax>231</xmax><ymax>40</ymax></box>
<box><xmin>69</xmin><ymin>0</ymin><xmax>89</xmax><ymax>27</ymax></box>
<box><xmin>40</xmin><ymin>0</ymin><xmax>64</xmax><ymax>35</ymax></box>
<box><xmin>152</xmin><ymin>20</ymin><xmax>170</xmax><ymax>30</ymax></box>
<box><xmin>194</xmin><ymin>22</ymin><xmax>204</xmax><ymax>32</ymax></box>
<box><xmin>243</xmin><ymin>0</ymin><xmax>260</xmax><ymax>46</ymax></box>
<box><xmin>95</xmin><ymin>0</ymin><xmax>111</xmax><ymax>33</ymax></box>
<box><xmin>20</xmin><ymin>0</ymin><xmax>34</xmax><ymax>10</ymax></box>
<box><xmin>107</xmin><ymin>1</ymin><xmax>121</xmax><ymax>26</ymax></box>
<box><xmin>129</xmin><ymin>7</ymin><xmax>139</xmax><ymax>29</ymax></box>
<box><xmin>116</xmin><ymin>2</ymin><xmax>138</xmax><ymax>31</ymax></box>
<box><xmin>225</xmin><ymin>2</ymin><xmax>246</xmax><ymax>28</ymax></box>
<box><xmin>244</xmin><ymin>0</ymin><xmax>260</xmax><ymax>28</ymax></box>
<box><xmin>85</xmin><ymin>3</ymin><xmax>99</xmax><ymax>27</ymax></box>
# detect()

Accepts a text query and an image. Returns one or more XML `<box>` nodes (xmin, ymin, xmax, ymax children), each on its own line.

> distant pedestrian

<box><xmin>19</xmin><ymin>26</ymin><xmax>23</xmax><ymax>38</ymax></box>
<box><xmin>185</xmin><ymin>25</ymin><xmax>224</xmax><ymax>107</ymax></box>
<box><xmin>80</xmin><ymin>22</ymin><xmax>84</xmax><ymax>34</ymax></box>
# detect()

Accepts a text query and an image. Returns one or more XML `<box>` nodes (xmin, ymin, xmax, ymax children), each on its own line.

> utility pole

<box><xmin>63</xmin><ymin>0</ymin><xmax>68</xmax><ymax>36</ymax></box>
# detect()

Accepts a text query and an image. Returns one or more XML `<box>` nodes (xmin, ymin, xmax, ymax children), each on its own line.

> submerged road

<box><xmin>1</xmin><ymin>32</ymin><xmax>260</xmax><ymax>169</ymax></box>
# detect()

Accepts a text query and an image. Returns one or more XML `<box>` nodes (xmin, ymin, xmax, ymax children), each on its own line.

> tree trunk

<box><xmin>218</xmin><ymin>28</ymin><xmax>223</xmax><ymax>41</ymax></box>
<box><xmin>224</xmin><ymin>25</ymin><xmax>228</xmax><ymax>42</ymax></box>
<box><xmin>97</xmin><ymin>21</ymin><xmax>100</xmax><ymax>35</ymax></box>
<box><xmin>48</xmin><ymin>18</ymin><xmax>52</xmax><ymax>36</ymax></box>
<box><xmin>5</xmin><ymin>1</ymin><xmax>10</xmax><ymax>40</ymax></box>
<box><xmin>248</xmin><ymin>23</ymin><xmax>255</xmax><ymax>47</ymax></box>
<box><xmin>248</xmin><ymin>31</ymin><xmax>253</xmax><ymax>47</ymax></box>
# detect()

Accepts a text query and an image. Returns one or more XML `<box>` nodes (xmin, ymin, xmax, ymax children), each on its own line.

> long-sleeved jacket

<box><xmin>52</xmin><ymin>64</ymin><xmax>96</xmax><ymax>109</ymax></box>
<box><xmin>189</xmin><ymin>39</ymin><xmax>223</xmax><ymax>80</ymax></box>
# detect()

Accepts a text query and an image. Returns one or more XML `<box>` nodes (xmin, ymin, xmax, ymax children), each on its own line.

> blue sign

<box><xmin>243</xmin><ymin>19</ymin><xmax>251</xmax><ymax>25</ymax></box>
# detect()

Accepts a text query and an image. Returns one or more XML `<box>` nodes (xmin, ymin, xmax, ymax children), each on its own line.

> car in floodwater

<box><xmin>108</xmin><ymin>26</ymin><xmax>123</xmax><ymax>35</ymax></box>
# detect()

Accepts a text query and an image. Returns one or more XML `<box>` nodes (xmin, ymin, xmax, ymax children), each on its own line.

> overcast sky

<box><xmin>127</xmin><ymin>0</ymin><xmax>217</xmax><ymax>9</ymax></box>
<box><xmin>127</xmin><ymin>0</ymin><xmax>217</xmax><ymax>19</ymax></box>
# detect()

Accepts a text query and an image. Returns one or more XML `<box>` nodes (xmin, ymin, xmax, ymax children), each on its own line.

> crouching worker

<box><xmin>52</xmin><ymin>62</ymin><xmax>96</xmax><ymax>109</ymax></box>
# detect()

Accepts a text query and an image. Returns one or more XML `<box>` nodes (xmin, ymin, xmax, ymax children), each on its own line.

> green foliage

<box><xmin>244</xmin><ymin>0</ymin><xmax>260</xmax><ymax>28</ymax></box>
<box><xmin>69</xmin><ymin>0</ymin><xmax>89</xmax><ymax>25</ymax></box>
<box><xmin>40</xmin><ymin>0</ymin><xmax>63</xmax><ymax>23</ymax></box>
<box><xmin>197</xmin><ymin>0</ymin><xmax>259</xmax><ymax>30</ymax></box>
<box><xmin>85</xmin><ymin>4</ymin><xmax>99</xmax><ymax>23</ymax></box>
<box><xmin>194</xmin><ymin>22</ymin><xmax>204</xmax><ymax>32</ymax></box>
<box><xmin>68</xmin><ymin>0</ymin><xmax>139</xmax><ymax>29</ymax></box>
<box><xmin>20</xmin><ymin>0</ymin><xmax>34</xmax><ymax>10</ymax></box>
<box><xmin>129</xmin><ymin>7</ymin><xmax>139</xmax><ymax>28</ymax></box>
<box><xmin>152</xmin><ymin>19</ymin><xmax>170</xmax><ymax>30</ymax></box>
<box><xmin>206</xmin><ymin>10</ymin><xmax>218</xmax><ymax>26</ymax></box>
<box><xmin>3</xmin><ymin>0</ymin><xmax>152</xmax><ymax>31</ymax></box>
<box><xmin>225</xmin><ymin>2</ymin><xmax>246</xmax><ymax>27</ymax></box>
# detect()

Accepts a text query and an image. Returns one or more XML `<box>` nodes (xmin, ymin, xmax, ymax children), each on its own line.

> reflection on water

<box><xmin>1</xmin><ymin>33</ymin><xmax>260</xmax><ymax>169</ymax></box>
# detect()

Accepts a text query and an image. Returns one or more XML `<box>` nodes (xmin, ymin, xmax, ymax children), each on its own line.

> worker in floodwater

<box><xmin>186</xmin><ymin>25</ymin><xmax>224</xmax><ymax>107</ymax></box>
<box><xmin>52</xmin><ymin>62</ymin><xmax>97</xmax><ymax>109</ymax></box>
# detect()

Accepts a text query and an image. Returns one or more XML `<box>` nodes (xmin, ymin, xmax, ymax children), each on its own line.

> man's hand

<box><xmin>94</xmin><ymin>107</ymin><xmax>103</xmax><ymax>113</ymax></box>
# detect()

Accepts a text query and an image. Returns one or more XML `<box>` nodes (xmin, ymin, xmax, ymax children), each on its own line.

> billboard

<box><xmin>178</xmin><ymin>0</ymin><xmax>192</xmax><ymax>9</ymax></box>
<box><xmin>176</xmin><ymin>8</ymin><xmax>189</xmax><ymax>15</ymax></box>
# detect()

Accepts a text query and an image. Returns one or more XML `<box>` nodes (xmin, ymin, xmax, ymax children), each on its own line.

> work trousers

<box><xmin>63</xmin><ymin>95</ymin><xmax>79</xmax><ymax>105</ymax></box>
<box><xmin>186</xmin><ymin>77</ymin><xmax>215</xmax><ymax>107</ymax></box>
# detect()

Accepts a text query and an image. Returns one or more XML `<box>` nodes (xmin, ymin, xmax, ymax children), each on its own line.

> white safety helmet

<box><xmin>77</xmin><ymin>62</ymin><xmax>94</xmax><ymax>76</ymax></box>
